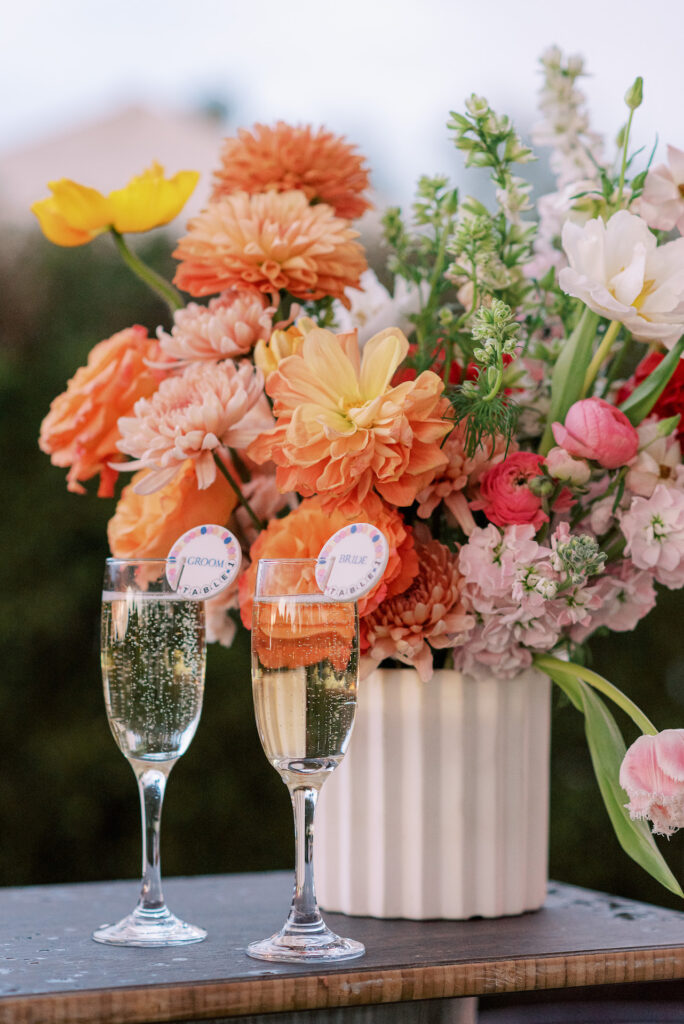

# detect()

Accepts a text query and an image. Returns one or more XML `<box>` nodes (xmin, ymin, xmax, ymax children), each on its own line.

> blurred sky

<box><xmin>2</xmin><ymin>0</ymin><xmax>684</xmax><ymax>206</ymax></box>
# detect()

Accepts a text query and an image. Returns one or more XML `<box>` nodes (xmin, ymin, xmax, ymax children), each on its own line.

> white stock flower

<box><xmin>640</xmin><ymin>145</ymin><xmax>684</xmax><ymax>235</ymax></box>
<box><xmin>333</xmin><ymin>268</ymin><xmax>428</xmax><ymax>344</ymax></box>
<box><xmin>559</xmin><ymin>210</ymin><xmax>684</xmax><ymax>347</ymax></box>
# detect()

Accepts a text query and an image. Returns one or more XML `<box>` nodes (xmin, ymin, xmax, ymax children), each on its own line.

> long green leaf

<box><xmin>542</xmin><ymin>661</ymin><xmax>683</xmax><ymax>898</ymax></box>
<box><xmin>619</xmin><ymin>333</ymin><xmax>684</xmax><ymax>425</ymax></box>
<box><xmin>539</xmin><ymin>308</ymin><xmax>600</xmax><ymax>454</ymax></box>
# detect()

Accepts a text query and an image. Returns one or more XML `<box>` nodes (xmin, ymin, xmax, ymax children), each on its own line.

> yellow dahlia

<box><xmin>211</xmin><ymin>122</ymin><xmax>372</xmax><ymax>220</ymax></box>
<box><xmin>172</xmin><ymin>190</ymin><xmax>367</xmax><ymax>305</ymax></box>
<box><xmin>247</xmin><ymin>326</ymin><xmax>453</xmax><ymax>513</ymax></box>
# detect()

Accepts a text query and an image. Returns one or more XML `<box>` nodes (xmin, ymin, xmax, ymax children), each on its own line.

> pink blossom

<box><xmin>571</xmin><ymin>562</ymin><xmax>656</xmax><ymax>642</ymax></box>
<box><xmin>553</xmin><ymin>398</ymin><xmax>639</xmax><ymax>469</ymax></box>
<box><xmin>235</xmin><ymin>472</ymin><xmax>292</xmax><ymax>545</ymax></box>
<box><xmin>117</xmin><ymin>360</ymin><xmax>268</xmax><ymax>493</ymax></box>
<box><xmin>620</xmin><ymin>484</ymin><xmax>684</xmax><ymax>588</ymax></box>
<box><xmin>626</xmin><ymin>417</ymin><xmax>682</xmax><ymax>498</ymax></box>
<box><xmin>157</xmin><ymin>291</ymin><xmax>273</xmax><ymax>363</ymax></box>
<box><xmin>639</xmin><ymin>146</ymin><xmax>684</xmax><ymax>235</ymax></box>
<box><xmin>620</xmin><ymin>730</ymin><xmax>684</xmax><ymax>836</ymax></box>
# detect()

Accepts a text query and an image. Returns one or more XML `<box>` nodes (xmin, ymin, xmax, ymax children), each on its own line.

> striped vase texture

<box><xmin>315</xmin><ymin>667</ymin><xmax>551</xmax><ymax>919</ymax></box>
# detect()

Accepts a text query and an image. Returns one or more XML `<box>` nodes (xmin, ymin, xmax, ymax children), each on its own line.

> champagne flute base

<box><xmin>93</xmin><ymin>907</ymin><xmax>207</xmax><ymax>947</ymax></box>
<box><xmin>247</xmin><ymin>926</ymin><xmax>364</xmax><ymax>963</ymax></box>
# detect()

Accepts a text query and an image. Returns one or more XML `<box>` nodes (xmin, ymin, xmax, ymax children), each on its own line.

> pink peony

<box><xmin>117</xmin><ymin>360</ymin><xmax>269</xmax><ymax>493</ymax></box>
<box><xmin>620</xmin><ymin>730</ymin><xmax>684</xmax><ymax>836</ymax></box>
<box><xmin>620</xmin><ymin>484</ymin><xmax>684</xmax><ymax>588</ymax></box>
<box><xmin>472</xmin><ymin>452</ymin><xmax>549</xmax><ymax>530</ymax></box>
<box><xmin>552</xmin><ymin>397</ymin><xmax>639</xmax><ymax>469</ymax></box>
<box><xmin>157</xmin><ymin>291</ymin><xmax>273</xmax><ymax>363</ymax></box>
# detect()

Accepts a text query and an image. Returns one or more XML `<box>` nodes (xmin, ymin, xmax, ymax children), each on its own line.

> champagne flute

<box><xmin>247</xmin><ymin>558</ymin><xmax>364</xmax><ymax>962</ymax></box>
<box><xmin>93</xmin><ymin>558</ymin><xmax>207</xmax><ymax>946</ymax></box>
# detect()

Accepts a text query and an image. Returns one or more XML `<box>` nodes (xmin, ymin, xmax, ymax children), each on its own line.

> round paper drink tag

<box><xmin>316</xmin><ymin>523</ymin><xmax>389</xmax><ymax>601</ymax></box>
<box><xmin>166</xmin><ymin>524</ymin><xmax>241</xmax><ymax>599</ymax></box>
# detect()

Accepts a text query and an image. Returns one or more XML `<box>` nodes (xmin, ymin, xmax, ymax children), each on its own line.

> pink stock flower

<box><xmin>117</xmin><ymin>360</ymin><xmax>269</xmax><ymax>493</ymax></box>
<box><xmin>570</xmin><ymin>561</ymin><xmax>656</xmax><ymax>643</ymax></box>
<box><xmin>626</xmin><ymin>418</ymin><xmax>682</xmax><ymax>499</ymax></box>
<box><xmin>157</xmin><ymin>291</ymin><xmax>273</xmax><ymax>363</ymax></box>
<box><xmin>639</xmin><ymin>146</ymin><xmax>684</xmax><ymax>235</ymax></box>
<box><xmin>620</xmin><ymin>730</ymin><xmax>684</xmax><ymax>836</ymax></box>
<box><xmin>552</xmin><ymin>398</ymin><xmax>639</xmax><ymax>469</ymax></box>
<box><xmin>620</xmin><ymin>484</ymin><xmax>684</xmax><ymax>588</ymax></box>
<box><xmin>472</xmin><ymin>452</ymin><xmax>550</xmax><ymax>530</ymax></box>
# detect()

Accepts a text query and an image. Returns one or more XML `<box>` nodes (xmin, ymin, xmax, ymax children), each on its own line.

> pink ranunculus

<box><xmin>546</xmin><ymin>445</ymin><xmax>591</xmax><ymax>485</ymax></box>
<box><xmin>552</xmin><ymin>397</ymin><xmax>639</xmax><ymax>469</ymax></box>
<box><xmin>472</xmin><ymin>452</ymin><xmax>548</xmax><ymax>530</ymax></box>
<box><xmin>620</xmin><ymin>730</ymin><xmax>684</xmax><ymax>836</ymax></box>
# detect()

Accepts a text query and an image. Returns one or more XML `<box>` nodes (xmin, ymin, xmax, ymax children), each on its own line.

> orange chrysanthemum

<box><xmin>362</xmin><ymin>535</ymin><xmax>474</xmax><ymax>682</ymax></box>
<box><xmin>39</xmin><ymin>325</ymin><xmax>162</xmax><ymax>497</ymax></box>
<box><xmin>211</xmin><ymin>122</ymin><xmax>372</xmax><ymax>220</ymax></box>
<box><xmin>108</xmin><ymin>460</ymin><xmax>239</xmax><ymax>559</ymax></box>
<box><xmin>172</xmin><ymin>190</ymin><xmax>367</xmax><ymax>306</ymax></box>
<box><xmin>238</xmin><ymin>495</ymin><xmax>418</xmax><ymax>630</ymax></box>
<box><xmin>247</xmin><ymin>326</ymin><xmax>453</xmax><ymax>514</ymax></box>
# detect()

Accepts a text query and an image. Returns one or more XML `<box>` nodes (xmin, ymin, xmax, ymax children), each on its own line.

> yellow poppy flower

<box><xmin>31</xmin><ymin>163</ymin><xmax>199</xmax><ymax>247</ymax></box>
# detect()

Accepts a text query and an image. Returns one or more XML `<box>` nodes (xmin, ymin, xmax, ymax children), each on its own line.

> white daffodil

<box><xmin>559</xmin><ymin>210</ymin><xmax>684</xmax><ymax>347</ymax></box>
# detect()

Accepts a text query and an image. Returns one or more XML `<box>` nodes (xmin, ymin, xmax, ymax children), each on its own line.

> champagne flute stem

<box><xmin>135</xmin><ymin>765</ymin><xmax>171</xmax><ymax>913</ymax></box>
<box><xmin>287</xmin><ymin>785</ymin><xmax>323</xmax><ymax>928</ymax></box>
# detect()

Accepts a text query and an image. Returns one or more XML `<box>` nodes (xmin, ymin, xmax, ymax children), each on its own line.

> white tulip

<box><xmin>559</xmin><ymin>210</ymin><xmax>684</xmax><ymax>347</ymax></box>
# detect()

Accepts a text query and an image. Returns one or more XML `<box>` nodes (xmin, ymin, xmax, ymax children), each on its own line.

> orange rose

<box><xmin>39</xmin><ymin>325</ymin><xmax>162</xmax><ymax>497</ymax></box>
<box><xmin>108</xmin><ymin>460</ymin><xmax>238</xmax><ymax>558</ymax></box>
<box><xmin>238</xmin><ymin>495</ymin><xmax>418</xmax><ymax>629</ymax></box>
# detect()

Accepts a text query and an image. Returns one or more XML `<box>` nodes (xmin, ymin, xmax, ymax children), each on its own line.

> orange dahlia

<box><xmin>107</xmin><ymin>460</ymin><xmax>238</xmax><ymax>559</ymax></box>
<box><xmin>39</xmin><ymin>325</ymin><xmax>162</xmax><ymax>497</ymax></box>
<box><xmin>247</xmin><ymin>326</ymin><xmax>453</xmax><ymax>513</ymax></box>
<box><xmin>362</xmin><ymin>535</ymin><xmax>474</xmax><ymax>682</ymax></box>
<box><xmin>238</xmin><ymin>495</ymin><xmax>418</xmax><ymax>630</ymax></box>
<box><xmin>172</xmin><ymin>190</ymin><xmax>367</xmax><ymax>305</ymax></box>
<box><xmin>211</xmin><ymin>122</ymin><xmax>372</xmax><ymax>220</ymax></box>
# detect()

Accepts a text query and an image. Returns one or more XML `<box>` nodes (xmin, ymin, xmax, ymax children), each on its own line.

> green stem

<box><xmin>110</xmin><ymin>229</ymin><xmax>183</xmax><ymax>314</ymax></box>
<box><xmin>582</xmin><ymin>320</ymin><xmax>622</xmax><ymax>396</ymax></box>
<box><xmin>617</xmin><ymin>109</ymin><xmax>635</xmax><ymax>207</ymax></box>
<box><xmin>213</xmin><ymin>453</ymin><xmax>265</xmax><ymax>532</ymax></box>
<box><xmin>534</xmin><ymin>653</ymin><xmax>657</xmax><ymax>735</ymax></box>
<box><xmin>601</xmin><ymin>333</ymin><xmax>634</xmax><ymax>398</ymax></box>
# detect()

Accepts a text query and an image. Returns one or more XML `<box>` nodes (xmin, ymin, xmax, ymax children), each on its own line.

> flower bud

<box><xmin>624</xmin><ymin>76</ymin><xmax>643</xmax><ymax>111</ymax></box>
<box><xmin>528</xmin><ymin>475</ymin><xmax>554</xmax><ymax>497</ymax></box>
<box><xmin>546</xmin><ymin>446</ymin><xmax>591</xmax><ymax>485</ymax></box>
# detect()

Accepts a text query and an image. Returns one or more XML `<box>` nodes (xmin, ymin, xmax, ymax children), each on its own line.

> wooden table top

<box><xmin>1</xmin><ymin>871</ymin><xmax>684</xmax><ymax>1023</ymax></box>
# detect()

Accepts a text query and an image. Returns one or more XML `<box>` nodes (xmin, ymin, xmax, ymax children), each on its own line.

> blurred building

<box><xmin>0</xmin><ymin>104</ymin><xmax>229</xmax><ymax>228</ymax></box>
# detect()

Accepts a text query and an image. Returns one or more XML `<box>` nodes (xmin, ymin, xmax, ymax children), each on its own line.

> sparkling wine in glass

<box><xmin>247</xmin><ymin>558</ymin><xmax>364</xmax><ymax>962</ymax></box>
<box><xmin>93</xmin><ymin>558</ymin><xmax>207</xmax><ymax>946</ymax></box>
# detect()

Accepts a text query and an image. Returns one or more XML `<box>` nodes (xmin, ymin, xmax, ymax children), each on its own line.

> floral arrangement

<box><xmin>35</xmin><ymin>51</ymin><xmax>684</xmax><ymax>898</ymax></box>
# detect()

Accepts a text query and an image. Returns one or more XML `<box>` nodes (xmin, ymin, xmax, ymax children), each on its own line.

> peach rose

<box><xmin>39</xmin><ymin>325</ymin><xmax>162</xmax><ymax>496</ymax></box>
<box><xmin>108</xmin><ymin>459</ymin><xmax>238</xmax><ymax>559</ymax></box>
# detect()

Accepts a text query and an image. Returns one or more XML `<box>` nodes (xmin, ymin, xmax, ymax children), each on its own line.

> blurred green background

<box><xmin>2</xmin><ymin>228</ymin><xmax>684</xmax><ymax>911</ymax></box>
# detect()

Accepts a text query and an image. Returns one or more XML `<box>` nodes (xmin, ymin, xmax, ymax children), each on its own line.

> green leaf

<box><xmin>619</xmin><ymin>333</ymin><xmax>684</xmax><ymax>424</ymax></box>
<box><xmin>539</xmin><ymin>307</ymin><xmax>600</xmax><ymax>454</ymax></box>
<box><xmin>542</xmin><ymin>661</ymin><xmax>683</xmax><ymax>899</ymax></box>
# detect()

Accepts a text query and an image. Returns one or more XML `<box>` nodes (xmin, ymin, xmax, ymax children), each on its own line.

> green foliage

<box><xmin>539</xmin><ymin>307</ymin><xmax>600</xmax><ymax>453</ymax></box>
<box><xmin>619</xmin><ymin>333</ymin><xmax>684</xmax><ymax>424</ymax></box>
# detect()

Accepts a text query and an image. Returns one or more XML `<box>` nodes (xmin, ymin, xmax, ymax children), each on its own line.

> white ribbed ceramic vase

<box><xmin>315</xmin><ymin>666</ymin><xmax>551</xmax><ymax>920</ymax></box>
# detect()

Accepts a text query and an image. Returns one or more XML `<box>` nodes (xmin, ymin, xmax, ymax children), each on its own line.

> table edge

<box><xmin>2</xmin><ymin>944</ymin><xmax>684</xmax><ymax>1023</ymax></box>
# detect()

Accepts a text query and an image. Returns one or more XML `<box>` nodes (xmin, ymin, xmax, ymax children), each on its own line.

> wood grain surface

<box><xmin>0</xmin><ymin>873</ymin><xmax>683</xmax><ymax>1023</ymax></box>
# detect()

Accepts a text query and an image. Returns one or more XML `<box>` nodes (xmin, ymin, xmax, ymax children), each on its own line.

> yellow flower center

<box><xmin>632</xmin><ymin>279</ymin><xmax>657</xmax><ymax>310</ymax></box>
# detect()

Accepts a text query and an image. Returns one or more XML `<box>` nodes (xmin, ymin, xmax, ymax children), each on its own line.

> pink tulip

<box><xmin>619</xmin><ymin>730</ymin><xmax>684</xmax><ymax>835</ymax></box>
<box><xmin>552</xmin><ymin>397</ymin><xmax>639</xmax><ymax>469</ymax></box>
